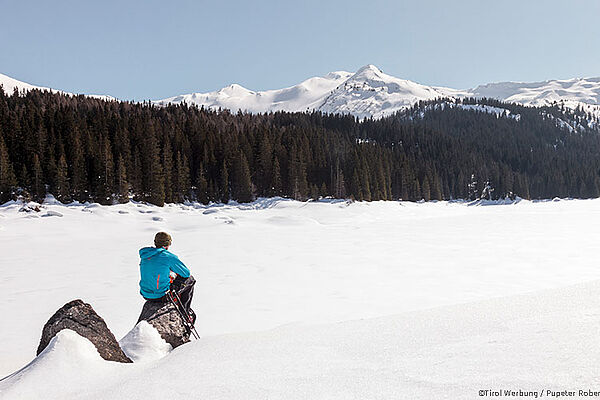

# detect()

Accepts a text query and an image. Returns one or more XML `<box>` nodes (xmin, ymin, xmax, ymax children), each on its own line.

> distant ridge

<box><xmin>3</xmin><ymin>68</ymin><xmax>600</xmax><ymax>119</ymax></box>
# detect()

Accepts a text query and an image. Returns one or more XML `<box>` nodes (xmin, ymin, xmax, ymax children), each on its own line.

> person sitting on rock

<box><xmin>139</xmin><ymin>232</ymin><xmax>196</xmax><ymax>323</ymax></box>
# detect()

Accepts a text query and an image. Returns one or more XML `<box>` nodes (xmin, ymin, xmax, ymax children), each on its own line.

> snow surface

<box><xmin>317</xmin><ymin>65</ymin><xmax>447</xmax><ymax>119</ymax></box>
<box><xmin>0</xmin><ymin>73</ymin><xmax>59</xmax><ymax>95</ymax></box>
<box><xmin>471</xmin><ymin>77</ymin><xmax>600</xmax><ymax>107</ymax></box>
<box><xmin>119</xmin><ymin>321</ymin><xmax>172</xmax><ymax>363</ymax></box>
<box><xmin>0</xmin><ymin>72</ymin><xmax>114</xmax><ymax>101</ymax></box>
<box><xmin>155</xmin><ymin>65</ymin><xmax>455</xmax><ymax>119</ymax></box>
<box><xmin>2</xmin><ymin>198</ymin><xmax>600</xmax><ymax>398</ymax></box>
<box><xmin>154</xmin><ymin>71</ymin><xmax>354</xmax><ymax>114</ymax></box>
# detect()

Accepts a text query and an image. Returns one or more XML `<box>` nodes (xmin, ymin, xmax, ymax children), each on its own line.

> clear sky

<box><xmin>1</xmin><ymin>0</ymin><xmax>600</xmax><ymax>100</ymax></box>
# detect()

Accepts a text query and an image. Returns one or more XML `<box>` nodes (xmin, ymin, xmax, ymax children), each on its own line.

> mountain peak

<box><xmin>356</xmin><ymin>64</ymin><xmax>382</xmax><ymax>74</ymax></box>
<box><xmin>352</xmin><ymin>64</ymin><xmax>385</xmax><ymax>80</ymax></box>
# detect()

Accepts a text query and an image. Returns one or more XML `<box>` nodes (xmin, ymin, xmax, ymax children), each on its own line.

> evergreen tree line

<box><xmin>1</xmin><ymin>86</ymin><xmax>600</xmax><ymax>205</ymax></box>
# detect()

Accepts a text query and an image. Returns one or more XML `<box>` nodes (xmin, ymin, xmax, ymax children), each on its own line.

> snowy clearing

<box><xmin>1</xmin><ymin>197</ymin><xmax>600</xmax><ymax>398</ymax></box>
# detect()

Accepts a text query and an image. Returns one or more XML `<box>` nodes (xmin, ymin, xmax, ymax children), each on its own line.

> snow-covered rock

<box><xmin>119</xmin><ymin>321</ymin><xmax>172</xmax><ymax>363</ymax></box>
<box><xmin>136</xmin><ymin>296</ymin><xmax>192</xmax><ymax>349</ymax></box>
<box><xmin>37</xmin><ymin>300</ymin><xmax>131</xmax><ymax>363</ymax></box>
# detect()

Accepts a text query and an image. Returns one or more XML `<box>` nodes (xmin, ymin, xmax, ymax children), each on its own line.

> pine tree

<box><xmin>32</xmin><ymin>154</ymin><xmax>45</xmax><ymax>201</ymax></box>
<box><xmin>99</xmin><ymin>138</ymin><xmax>114</xmax><ymax>204</ymax></box>
<box><xmin>351</xmin><ymin>169</ymin><xmax>362</xmax><ymax>200</ymax></box>
<box><xmin>116</xmin><ymin>155</ymin><xmax>129</xmax><ymax>203</ymax></box>
<box><xmin>56</xmin><ymin>154</ymin><xmax>70</xmax><ymax>203</ymax></box>
<box><xmin>271</xmin><ymin>156</ymin><xmax>282</xmax><ymax>196</ymax></box>
<box><xmin>361</xmin><ymin>169</ymin><xmax>371</xmax><ymax>201</ymax></box>
<box><xmin>69</xmin><ymin>128</ymin><xmax>86</xmax><ymax>201</ymax></box>
<box><xmin>431</xmin><ymin>175</ymin><xmax>442</xmax><ymax>201</ymax></box>
<box><xmin>162</xmin><ymin>139</ymin><xmax>174</xmax><ymax>203</ymax></box>
<box><xmin>175</xmin><ymin>153</ymin><xmax>191</xmax><ymax>202</ymax></box>
<box><xmin>194</xmin><ymin>163</ymin><xmax>209</xmax><ymax>204</ymax></box>
<box><xmin>233</xmin><ymin>151</ymin><xmax>253</xmax><ymax>203</ymax></box>
<box><xmin>258</xmin><ymin>134</ymin><xmax>272</xmax><ymax>193</ymax></box>
<box><xmin>0</xmin><ymin>136</ymin><xmax>16</xmax><ymax>202</ymax></box>
<box><xmin>143</xmin><ymin>124</ymin><xmax>165</xmax><ymax>206</ymax></box>
<box><xmin>220</xmin><ymin>159</ymin><xmax>229</xmax><ymax>203</ymax></box>
<box><xmin>310</xmin><ymin>184</ymin><xmax>319</xmax><ymax>200</ymax></box>
<box><xmin>422</xmin><ymin>177</ymin><xmax>431</xmax><ymax>202</ymax></box>
<box><xmin>332</xmin><ymin>158</ymin><xmax>346</xmax><ymax>199</ymax></box>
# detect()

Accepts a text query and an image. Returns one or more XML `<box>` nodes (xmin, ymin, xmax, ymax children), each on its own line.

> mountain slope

<box><xmin>4</xmin><ymin>68</ymin><xmax>600</xmax><ymax>119</ymax></box>
<box><xmin>0</xmin><ymin>73</ymin><xmax>58</xmax><ymax>95</ymax></box>
<box><xmin>154</xmin><ymin>65</ymin><xmax>455</xmax><ymax>119</ymax></box>
<box><xmin>154</xmin><ymin>71</ymin><xmax>353</xmax><ymax>113</ymax></box>
<box><xmin>155</xmin><ymin>65</ymin><xmax>600</xmax><ymax>119</ymax></box>
<box><xmin>317</xmin><ymin>64</ymin><xmax>450</xmax><ymax>119</ymax></box>
<box><xmin>0</xmin><ymin>73</ymin><xmax>114</xmax><ymax>101</ymax></box>
<box><xmin>471</xmin><ymin>77</ymin><xmax>600</xmax><ymax>106</ymax></box>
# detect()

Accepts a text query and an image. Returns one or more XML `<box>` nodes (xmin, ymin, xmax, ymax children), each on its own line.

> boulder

<box><xmin>137</xmin><ymin>300</ymin><xmax>190</xmax><ymax>348</ymax></box>
<box><xmin>38</xmin><ymin>299</ymin><xmax>132</xmax><ymax>363</ymax></box>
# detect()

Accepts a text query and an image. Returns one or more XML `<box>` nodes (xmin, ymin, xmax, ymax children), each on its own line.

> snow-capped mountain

<box><xmin>4</xmin><ymin>67</ymin><xmax>600</xmax><ymax>119</ymax></box>
<box><xmin>155</xmin><ymin>65</ymin><xmax>456</xmax><ymax>119</ymax></box>
<box><xmin>0</xmin><ymin>73</ymin><xmax>59</xmax><ymax>95</ymax></box>
<box><xmin>0</xmin><ymin>72</ymin><xmax>115</xmax><ymax>101</ymax></box>
<box><xmin>154</xmin><ymin>65</ymin><xmax>600</xmax><ymax>119</ymax></box>
<box><xmin>155</xmin><ymin>71</ymin><xmax>354</xmax><ymax>113</ymax></box>
<box><xmin>471</xmin><ymin>77</ymin><xmax>600</xmax><ymax>106</ymax></box>
<box><xmin>316</xmin><ymin>65</ymin><xmax>451</xmax><ymax>119</ymax></box>
<box><xmin>469</xmin><ymin>77</ymin><xmax>600</xmax><ymax>118</ymax></box>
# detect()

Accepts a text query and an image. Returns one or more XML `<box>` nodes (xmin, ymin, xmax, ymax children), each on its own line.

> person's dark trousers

<box><xmin>171</xmin><ymin>275</ymin><xmax>196</xmax><ymax>319</ymax></box>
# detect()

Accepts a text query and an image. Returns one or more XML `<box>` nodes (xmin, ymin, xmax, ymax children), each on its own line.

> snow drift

<box><xmin>2</xmin><ymin>279</ymin><xmax>600</xmax><ymax>399</ymax></box>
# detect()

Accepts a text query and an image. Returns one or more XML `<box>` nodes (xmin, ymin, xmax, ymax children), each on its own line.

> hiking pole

<box><xmin>171</xmin><ymin>289</ymin><xmax>200</xmax><ymax>339</ymax></box>
<box><xmin>167</xmin><ymin>290</ymin><xmax>199</xmax><ymax>340</ymax></box>
<box><xmin>167</xmin><ymin>290</ymin><xmax>200</xmax><ymax>340</ymax></box>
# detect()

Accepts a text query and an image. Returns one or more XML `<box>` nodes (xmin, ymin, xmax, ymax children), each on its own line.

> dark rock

<box><xmin>137</xmin><ymin>300</ymin><xmax>190</xmax><ymax>348</ymax></box>
<box><xmin>19</xmin><ymin>204</ymin><xmax>41</xmax><ymax>213</ymax></box>
<box><xmin>38</xmin><ymin>299</ymin><xmax>132</xmax><ymax>363</ymax></box>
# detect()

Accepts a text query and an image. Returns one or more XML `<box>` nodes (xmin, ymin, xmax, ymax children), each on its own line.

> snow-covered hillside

<box><xmin>317</xmin><ymin>65</ymin><xmax>449</xmax><ymax>119</ymax></box>
<box><xmin>155</xmin><ymin>65</ymin><xmax>600</xmax><ymax>119</ymax></box>
<box><xmin>155</xmin><ymin>71</ymin><xmax>353</xmax><ymax>113</ymax></box>
<box><xmin>0</xmin><ymin>73</ymin><xmax>114</xmax><ymax>101</ymax></box>
<box><xmin>1</xmin><ymin>198</ymin><xmax>600</xmax><ymax>398</ymax></box>
<box><xmin>0</xmin><ymin>73</ymin><xmax>58</xmax><ymax>95</ymax></box>
<box><xmin>154</xmin><ymin>65</ymin><xmax>456</xmax><ymax>119</ymax></box>
<box><xmin>471</xmin><ymin>77</ymin><xmax>600</xmax><ymax>106</ymax></box>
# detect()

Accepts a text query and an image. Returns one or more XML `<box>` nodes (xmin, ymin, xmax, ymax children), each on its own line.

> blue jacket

<box><xmin>139</xmin><ymin>247</ymin><xmax>190</xmax><ymax>299</ymax></box>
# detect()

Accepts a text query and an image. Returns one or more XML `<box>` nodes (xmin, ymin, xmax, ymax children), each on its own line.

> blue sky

<box><xmin>1</xmin><ymin>0</ymin><xmax>599</xmax><ymax>100</ymax></box>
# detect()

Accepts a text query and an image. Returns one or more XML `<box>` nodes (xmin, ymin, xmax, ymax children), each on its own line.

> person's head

<box><xmin>154</xmin><ymin>232</ymin><xmax>172</xmax><ymax>249</ymax></box>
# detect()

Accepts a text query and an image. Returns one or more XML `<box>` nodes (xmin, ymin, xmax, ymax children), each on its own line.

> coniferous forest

<box><xmin>1</xmin><ymin>86</ymin><xmax>600</xmax><ymax>205</ymax></box>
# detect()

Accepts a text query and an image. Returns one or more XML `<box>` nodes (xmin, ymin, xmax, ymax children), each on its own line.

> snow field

<box><xmin>1</xmin><ymin>197</ymin><xmax>600</xmax><ymax>398</ymax></box>
<box><xmin>3</xmin><ymin>279</ymin><xmax>600</xmax><ymax>399</ymax></box>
